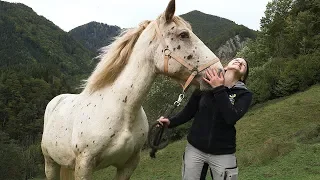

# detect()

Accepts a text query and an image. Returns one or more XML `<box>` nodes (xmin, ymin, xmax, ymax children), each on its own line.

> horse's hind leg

<box><xmin>115</xmin><ymin>152</ymin><xmax>140</xmax><ymax>180</ymax></box>
<box><xmin>44</xmin><ymin>156</ymin><xmax>60</xmax><ymax>180</ymax></box>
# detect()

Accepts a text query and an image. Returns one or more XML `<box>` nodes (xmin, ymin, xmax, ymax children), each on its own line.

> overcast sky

<box><xmin>3</xmin><ymin>0</ymin><xmax>271</xmax><ymax>32</ymax></box>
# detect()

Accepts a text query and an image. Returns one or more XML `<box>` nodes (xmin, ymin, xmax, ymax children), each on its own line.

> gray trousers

<box><xmin>182</xmin><ymin>143</ymin><xmax>238</xmax><ymax>180</ymax></box>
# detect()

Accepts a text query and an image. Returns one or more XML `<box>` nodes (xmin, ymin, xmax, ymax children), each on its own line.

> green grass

<box><xmin>93</xmin><ymin>84</ymin><xmax>320</xmax><ymax>179</ymax></box>
<box><xmin>240</xmin><ymin>144</ymin><xmax>320</xmax><ymax>180</ymax></box>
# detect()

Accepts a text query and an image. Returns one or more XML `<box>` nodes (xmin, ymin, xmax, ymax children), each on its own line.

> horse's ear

<box><xmin>165</xmin><ymin>0</ymin><xmax>175</xmax><ymax>22</ymax></box>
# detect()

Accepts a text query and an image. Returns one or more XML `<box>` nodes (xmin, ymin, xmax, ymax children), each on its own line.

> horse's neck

<box><xmin>105</xmin><ymin>34</ymin><xmax>156</xmax><ymax>112</ymax></box>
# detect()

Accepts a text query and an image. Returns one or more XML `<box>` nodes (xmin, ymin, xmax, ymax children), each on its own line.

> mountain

<box><xmin>69</xmin><ymin>21</ymin><xmax>121</xmax><ymax>52</ymax></box>
<box><xmin>180</xmin><ymin>10</ymin><xmax>240</xmax><ymax>44</ymax></box>
<box><xmin>0</xmin><ymin>1</ymin><xmax>94</xmax><ymax>74</ymax></box>
<box><xmin>180</xmin><ymin>10</ymin><xmax>257</xmax><ymax>61</ymax></box>
<box><xmin>0</xmin><ymin>1</ymin><xmax>95</xmax><ymax>146</ymax></box>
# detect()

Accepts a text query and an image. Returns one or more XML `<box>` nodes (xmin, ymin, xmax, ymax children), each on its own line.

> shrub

<box><xmin>248</xmin><ymin>52</ymin><xmax>320</xmax><ymax>105</ymax></box>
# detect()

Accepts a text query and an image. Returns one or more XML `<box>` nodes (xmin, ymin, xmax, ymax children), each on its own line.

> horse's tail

<box><xmin>60</xmin><ymin>166</ymin><xmax>74</xmax><ymax>180</ymax></box>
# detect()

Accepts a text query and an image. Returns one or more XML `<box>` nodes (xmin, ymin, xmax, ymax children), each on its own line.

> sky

<box><xmin>3</xmin><ymin>0</ymin><xmax>272</xmax><ymax>32</ymax></box>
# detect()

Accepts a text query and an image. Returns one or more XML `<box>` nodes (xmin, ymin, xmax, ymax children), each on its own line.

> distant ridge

<box><xmin>69</xmin><ymin>21</ymin><xmax>121</xmax><ymax>52</ymax></box>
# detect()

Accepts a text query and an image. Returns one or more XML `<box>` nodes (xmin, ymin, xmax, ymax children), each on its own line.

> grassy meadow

<box><xmin>93</xmin><ymin>84</ymin><xmax>320</xmax><ymax>179</ymax></box>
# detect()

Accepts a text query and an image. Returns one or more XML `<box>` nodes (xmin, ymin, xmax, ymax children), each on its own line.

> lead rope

<box><xmin>148</xmin><ymin>93</ymin><xmax>185</xmax><ymax>158</ymax></box>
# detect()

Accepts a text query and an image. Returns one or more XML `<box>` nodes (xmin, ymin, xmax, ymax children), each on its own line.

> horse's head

<box><xmin>153</xmin><ymin>0</ymin><xmax>224</xmax><ymax>90</ymax></box>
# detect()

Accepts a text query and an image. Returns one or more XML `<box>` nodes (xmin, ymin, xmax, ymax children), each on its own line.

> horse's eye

<box><xmin>179</xmin><ymin>31</ymin><xmax>190</xmax><ymax>39</ymax></box>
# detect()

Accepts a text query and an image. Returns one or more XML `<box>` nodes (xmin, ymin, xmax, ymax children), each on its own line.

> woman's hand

<box><xmin>203</xmin><ymin>68</ymin><xmax>224</xmax><ymax>88</ymax></box>
<box><xmin>157</xmin><ymin>116</ymin><xmax>170</xmax><ymax>127</ymax></box>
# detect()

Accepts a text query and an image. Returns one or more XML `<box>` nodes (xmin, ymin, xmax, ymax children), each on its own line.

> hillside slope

<box><xmin>93</xmin><ymin>84</ymin><xmax>320</xmax><ymax>180</ymax></box>
<box><xmin>0</xmin><ymin>1</ymin><xmax>95</xmax><ymax>143</ymax></box>
<box><xmin>0</xmin><ymin>1</ymin><xmax>94</xmax><ymax>74</ymax></box>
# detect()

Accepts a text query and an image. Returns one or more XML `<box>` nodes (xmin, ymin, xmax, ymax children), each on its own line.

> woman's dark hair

<box><xmin>240</xmin><ymin>59</ymin><xmax>249</xmax><ymax>84</ymax></box>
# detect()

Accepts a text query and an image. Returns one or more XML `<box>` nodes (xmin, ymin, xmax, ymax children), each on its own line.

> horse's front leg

<box><xmin>74</xmin><ymin>155</ymin><xmax>95</xmax><ymax>180</ymax></box>
<box><xmin>115</xmin><ymin>151</ymin><xmax>141</xmax><ymax>180</ymax></box>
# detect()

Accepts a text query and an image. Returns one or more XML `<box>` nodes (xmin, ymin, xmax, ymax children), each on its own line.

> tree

<box><xmin>0</xmin><ymin>131</ymin><xmax>26</xmax><ymax>180</ymax></box>
<box><xmin>260</xmin><ymin>0</ymin><xmax>294</xmax><ymax>57</ymax></box>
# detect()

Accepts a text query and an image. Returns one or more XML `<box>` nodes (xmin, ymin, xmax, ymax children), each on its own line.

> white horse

<box><xmin>41</xmin><ymin>0</ymin><xmax>223</xmax><ymax>179</ymax></box>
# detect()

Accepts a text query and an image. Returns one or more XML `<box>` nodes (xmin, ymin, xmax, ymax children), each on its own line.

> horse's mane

<box><xmin>84</xmin><ymin>16</ymin><xmax>191</xmax><ymax>93</ymax></box>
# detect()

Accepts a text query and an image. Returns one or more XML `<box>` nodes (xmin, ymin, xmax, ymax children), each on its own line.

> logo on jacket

<box><xmin>229</xmin><ymin>94</ymin><xmax>236</xmax><ymax>105</ymax></box>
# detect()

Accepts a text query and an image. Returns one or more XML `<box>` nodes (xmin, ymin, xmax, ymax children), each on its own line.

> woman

<box><xmin>158</xmin><ymin>58</ymin><xmax>252</xmax><ymax>180</ymax></box>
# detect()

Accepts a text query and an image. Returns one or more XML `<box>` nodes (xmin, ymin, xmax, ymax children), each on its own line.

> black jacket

<box><xmin>168</xmin><ymin>81</ymin><xmax>252</xmax><ymax>155</ymax></box>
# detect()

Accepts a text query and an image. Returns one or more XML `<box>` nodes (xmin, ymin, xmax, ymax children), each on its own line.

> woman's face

<box><xmin>226</xmin><ymin>58</ymin><xmax>247</xmax><ymax>76</ymax></box>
